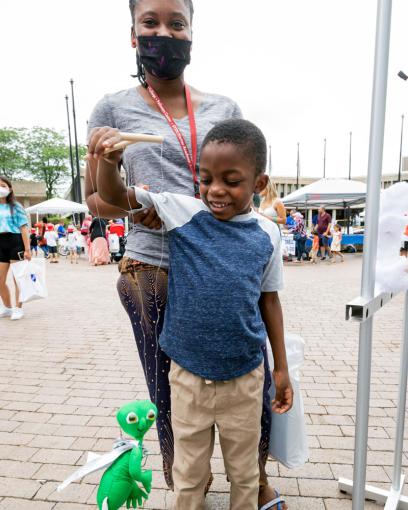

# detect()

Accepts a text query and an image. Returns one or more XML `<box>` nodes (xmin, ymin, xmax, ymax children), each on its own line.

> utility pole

<box><xmin>296</xmin><ymin>142</ymin><xmax>300</xmax><ymax>189</ymax></box>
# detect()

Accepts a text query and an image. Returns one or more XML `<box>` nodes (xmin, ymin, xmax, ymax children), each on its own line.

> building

<box><xmin>271</xmin><ymin>156</ymin><xmax>408</xmax><ymax>198</ymax></box>
<box><xmin>11</xmin><ymin>180</ymin><xmax>46</xmax><ymax>208</ymax></box>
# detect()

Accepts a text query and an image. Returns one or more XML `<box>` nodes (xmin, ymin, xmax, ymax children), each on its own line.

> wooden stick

<box><xmin>104</xmin><ymin>132</ymin><xmax>164</xmax><ymax>155</ymax></box>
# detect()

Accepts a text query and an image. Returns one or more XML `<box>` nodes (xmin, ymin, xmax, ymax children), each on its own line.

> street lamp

<box><xmin>65</xmin><ymin>95</ymin><xmax>77</xmax><ymax>202</ymax></box>
<box><xmin>398</xmin><ymin>71</ymin><xmax>407</xmax><ymax>182</ymax></box>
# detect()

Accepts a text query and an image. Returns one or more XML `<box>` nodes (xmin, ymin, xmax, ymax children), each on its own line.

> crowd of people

<box><xmin>28</xmin><ymin>216</ymin><xmax>126</xmax><ymax>266</ymax></box>
<box><xmin>257</xmin><ymin>185</ymin><xmax>346</xmax><ymax>264</ymax></box>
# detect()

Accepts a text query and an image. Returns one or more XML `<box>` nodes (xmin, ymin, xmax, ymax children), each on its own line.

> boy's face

<box><xmin>199</xmin><ymin>142</ymin><xmax>268</xmax><ymax>221</ymax></box>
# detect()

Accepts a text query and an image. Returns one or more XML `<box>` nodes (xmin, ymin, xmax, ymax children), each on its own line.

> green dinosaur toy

<box><xmin>57</xmin><ymin>400</ymin><xmax>157</xmax><ymax>510</ymax></box>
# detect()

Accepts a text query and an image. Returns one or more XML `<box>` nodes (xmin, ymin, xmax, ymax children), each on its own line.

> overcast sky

<box><xmin>1</xmin><ymin>0</ymin><xmax>407</xmax><ymax>180</ymax></box>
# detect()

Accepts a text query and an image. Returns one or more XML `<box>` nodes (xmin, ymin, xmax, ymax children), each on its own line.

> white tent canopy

<box><xmin>282</xmin><ymin>178</ymin><xmax>367</xmax><ymax>209</ymax></box>
<box><xmin>26</xmin><ymin>198</ymin><xmax>88</xmax><ymax>215</ymax></box>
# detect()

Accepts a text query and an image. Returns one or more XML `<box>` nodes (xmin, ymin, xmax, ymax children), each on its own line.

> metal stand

<box><xmin>340</xmin><ymin>292</ymin><xmax>408</xmax><ymax>509</ymax></box>
<box><xmin>334</xmin><ymin>0</ymin><xmax>408</xmax><ymax>508</ymax></box>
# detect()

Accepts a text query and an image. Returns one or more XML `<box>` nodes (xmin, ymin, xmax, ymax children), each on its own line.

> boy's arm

<box><xmin>260</xmin><ymin>292</ymin><xmax>293</xmax><ymax>414</ymax></box>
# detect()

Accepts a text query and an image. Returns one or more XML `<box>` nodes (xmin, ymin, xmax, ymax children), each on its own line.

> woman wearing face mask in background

<box><xmin>0</xmin><ymin>176</ymin><xmax>31</xmax><ymax>321</ymax></box>
<box><xmin>86</xmin><ymin>1</ymin><xmax>286</xmax><ymax>508</ymax></box>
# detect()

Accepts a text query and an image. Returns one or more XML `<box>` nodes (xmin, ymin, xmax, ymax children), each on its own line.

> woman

<box><xmin>0</xmin><ymin>176</ymin><xmax>31</xmax><ymax>321</ymax></box>
<box><xmin>88</xmin><ymin>217</ymin><xmax>110</xmax><ymax>266</ymax></box>
<box><xmin>259</xmin><ymin>180</ymin><xmax>287</xmax><ymax>225</ymax></box>
<box><xmin>86</xmin><ymin>2</ymin><xmax>285</xmax><ymax>508</ymax></box>
<box><xmin>292</xmin><ymin>212</ymin><xmax>308</xmax><ymax>263</ymax></box>
<box><xmin>36</xmin><ymin>216</ymin><xmax>49</xmax><ymax>258</ymax></box>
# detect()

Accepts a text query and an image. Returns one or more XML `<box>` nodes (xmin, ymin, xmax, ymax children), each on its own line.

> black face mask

<box><xmin>136</xmin><ymin>36</ymin><xmax>192</xmax><ymax>83</ymax></box>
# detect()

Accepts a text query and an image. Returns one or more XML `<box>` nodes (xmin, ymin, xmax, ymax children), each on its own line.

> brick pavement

<box><xmin>0</xmin><ymin>253</ymin><xmax>405</xmax><ymax>509</ymax></box>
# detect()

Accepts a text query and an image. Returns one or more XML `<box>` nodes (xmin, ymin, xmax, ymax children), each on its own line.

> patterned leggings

<box><xmin>117</xmin><ymin>258</ymin><xmax>272</xmax><ymax>489</ymax></box>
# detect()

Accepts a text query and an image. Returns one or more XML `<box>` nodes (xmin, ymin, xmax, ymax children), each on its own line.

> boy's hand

<box><xmin>87</xmin><ymin>127</ymin><xmax>124</xmax><ymax>163</ymax></box>
<box><xmin>272</xmin><ymin>369</ymin><xmax>293</xmax><ymax>414</ymax></box>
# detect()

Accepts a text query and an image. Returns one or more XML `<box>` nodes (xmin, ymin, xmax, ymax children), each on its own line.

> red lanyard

<box><xmin>147</xmin><ymin>84</ymin><xmax>200</xmax><ymax>198</ymax></box>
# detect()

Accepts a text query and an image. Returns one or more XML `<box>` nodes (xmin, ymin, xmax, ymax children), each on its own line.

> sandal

<box><xmin>259</xmin><ymin>489</ymin><xmax>286</xmax><ymax>510</ymax></box>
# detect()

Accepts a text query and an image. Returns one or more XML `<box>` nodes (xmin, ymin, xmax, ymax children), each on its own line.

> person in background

<box><xmin>36</xmin><ymin>216</ymin><xmax>49</xmax><ymax>258</ymax></box>
<box><xmin>89</xmin><ymin>217</ymin><xmax>110</xmax><ymax>266</ymax></box>
<box><xmin>309</xmin><ymin>228</ymin><xmax>319</xmax><ymax>264</ymax></box>
<box><xmin>30</xmin><ymin>228</ymin><xmax>38</xmax><ymax>257</ymax></box>
<box><xmin>259</xmin><ymin>180</ymin><xmax>287</xmax><ymax>226</ymax></box>
<box><xmin>109</xmin><ymin>218</ymin><xmax>126</xmax><ymax>238</ymax></box>
<box><xmin>292</xmin><ymin>212</ymin><xmax>308</xmax><ymax>263</ymax></box>
<box><xmin>0</xmin><ymin>175</ymin><xmax>31</xmax><ymax>321</ymax></box>
<box><xmin>57</xmin><ymin>220</ymin><xmax>66</xmax><ymax>239</ymax></box>
<box><xmin>286</xmin><ymin>209</ymin><xmax>296</xmax><ymax>228</ymax></box>
<box><xmin>330</xmin><ymin>224</ymin><xmax>344</xmax><ymax>263</ymax></box>
<box><xmin>67</xmin><ymin>226</ymin><xmax>78</xmax><ymax>264</ymax></box>
<box><xmin>317</xmin><ymin>206</ymin><xmax>332</xmax><ymax>261</ymax></box>
<box><xmin>44</xmin><ymin>224</ymin><xmax>59</xmax><ymax>263</ymax></box>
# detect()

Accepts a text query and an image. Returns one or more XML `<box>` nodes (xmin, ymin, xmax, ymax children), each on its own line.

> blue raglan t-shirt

<box><xmin>135</xmin><ymin>188</ymin><xmax>284</xmax><ymax>381</ymax></box>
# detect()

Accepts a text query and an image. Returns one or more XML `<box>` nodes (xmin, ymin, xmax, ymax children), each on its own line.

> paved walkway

<box><xmin>0</xmin><ymin>253</ymin><xmax>406</xmax><ymax>509</ymax></box>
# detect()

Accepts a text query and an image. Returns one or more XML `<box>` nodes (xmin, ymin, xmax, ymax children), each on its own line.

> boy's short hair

<box><xmin>201</xmin><ymin>119</ymin><xmax>267</xmax><ymax>176</ymax></box>
<box><xmin>335</xmin><ymin>223</ymin><xmax>342</xmax><ymax>231</ymax></box>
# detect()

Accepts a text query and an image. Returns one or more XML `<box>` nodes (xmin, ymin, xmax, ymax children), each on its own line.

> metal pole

<box><xmin>398</xmin><ymin>114</ymin><xmax>404</xmax><ymax>182</ymax></box>
<box><xmin>392</xmin><ymin>292</ymin><xmax>408</xmax><ymax>490</ymax></box>
<box><xmin>352</xmin><ymin>1</ymin><xmax>392</xmax><ymax>508</ymax></box>
<box><xmin>65</xmin><ymin>95</ymin><xmax>77</xmax><ymax>202</ymax></box>
<box><xmin>349</xmin><ymin>131</ymin><xmax>353</xmax><ymax>180</ymax></box>
<box><xmin>296</xmin><ymin>142</ymin><xmax>300</xmax><ymax>189</ymax></box>
<box><xmin>70</xmin><ymin>79</ymin><xmax>82</xmax><ymax>204</ymax></box>
<box><xmin>323</xmin><ymin>138</ymin><xmax>327</xmax><ymax>178</ymax></box>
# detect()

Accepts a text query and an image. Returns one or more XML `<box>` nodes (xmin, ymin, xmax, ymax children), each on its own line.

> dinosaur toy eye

<box><xmin>147</xmin><ymin>409</ymin><xmax>156</xmax><ymax>421</ymax></box>
<box><xmin>126</xmin><ymin>412</ymin><xmax>138</xmax><ymax>424</ymax></box>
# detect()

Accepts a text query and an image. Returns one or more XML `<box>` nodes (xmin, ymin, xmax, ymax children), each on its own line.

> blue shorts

<box><xmin>319</xmin><ymin>235</ymin><xmax>330</xmax><ymax>248</ymax></box>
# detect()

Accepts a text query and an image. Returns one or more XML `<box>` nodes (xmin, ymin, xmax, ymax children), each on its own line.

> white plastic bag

<box><xmin>11</xmin><ymin>259</ymin><xmax>47</xmax><ymax>303</ymax></box>
<box><xmin>267</xmin><ymin>332</ymin><xmax>309</xmax><ymax>468</ymax></box>
<box><xmin>108</xmin><ymin>234</ymin><xmax>120</xmax><ymax>253</ymax></box>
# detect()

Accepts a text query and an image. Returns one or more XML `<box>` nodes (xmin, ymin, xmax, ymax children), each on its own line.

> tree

<box><xmin>0</xmin><ymin>128</ymin><xmax>26</xmax><ymax>180</ymax></box>
<box><xmin>23</xmin><ymin>127</ymin><xmax>72</xmax><ymax>199</ymax></box>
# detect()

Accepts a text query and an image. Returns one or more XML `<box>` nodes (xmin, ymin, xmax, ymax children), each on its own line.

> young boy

<box><xmin>30</xmin><ymin>228</ymin><xmax>38</xmax><ymax>257</ymax></box>
<box><xmin>90</xmin><ymin>119</ymin><xmax>293</xmax><ymax>510</ymax></box>
<box><xmin>44</xmin><ymin>224</ymin><xmax>59</xmax><ymax>263</ymax></box>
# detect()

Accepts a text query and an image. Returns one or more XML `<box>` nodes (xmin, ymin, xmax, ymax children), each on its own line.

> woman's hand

<box><xmin>272</xmin><ymin>369</ymin><xmax>293</xmax><ymax>414</ymax></box>
<box><xmin>24</xmin><ymin>250</ymin><xmax>32</xmax><ymax>261</ymax></box>
<box><xmin>87</xmin><ymin>127</ymin><xmax>124</xmax><ymax>163</ymax></box>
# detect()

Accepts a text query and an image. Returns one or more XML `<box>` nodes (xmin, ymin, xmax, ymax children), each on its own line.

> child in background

<box><xmin>44</xmin><ymin>225</ymin><xmax>59</xmax><ymax>263</ymax></box>
<box><xmin>331</xmin><ymin>224</ymin><xmax>344</xmax><ymax>263</ymax></box>
<box><xmin>309</xmin><ymin>229</ymin><xmax>319</xmax><ymax>264</ymax></box>
<box><xmin>30</xmin><ymin>228</ymin><xmax>38</xmax><ymax>257</ymax></box>
<box><xmin>91</xmin><ymin>118</ymin><xmax>293</xmax><ymax>510</ymax></box>
<box><xmin>67</xmin><ymin>226</ymin><xmax>78</xmax><ymax>264</ymax></box>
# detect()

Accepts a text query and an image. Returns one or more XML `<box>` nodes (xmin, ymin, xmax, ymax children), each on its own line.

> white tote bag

<box><xmin>267</xmin><ymin>332</ymin><xmax>309</xmax><ymax>468</ymax></box>
<box><xmin>11</xmin><ymin>259</ymin><xmax>47</xmax><ymax>303</ymax></box>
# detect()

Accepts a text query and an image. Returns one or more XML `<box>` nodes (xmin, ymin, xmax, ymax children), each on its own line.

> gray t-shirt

<box><xmin>88</xmin><ymin>87</ymin><xmax>242</xmax><ymax>267</ymax></box>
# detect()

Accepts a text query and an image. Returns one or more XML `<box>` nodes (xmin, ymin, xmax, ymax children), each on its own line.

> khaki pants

<box><xmin>170</xmin><ymin>361</ymin><xmax>264</xmax><ymax>510</ymax></box>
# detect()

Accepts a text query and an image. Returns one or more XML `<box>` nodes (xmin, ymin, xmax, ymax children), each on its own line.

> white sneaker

<box><xmin>0</xmin><ymin>307</ymin><xmax>13</xmax><ymax>318</ymax></box>
<box><xmin>10</xmin><ymin>308</ymin><xmax>24</xmax><ymax>321</ymax></box>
